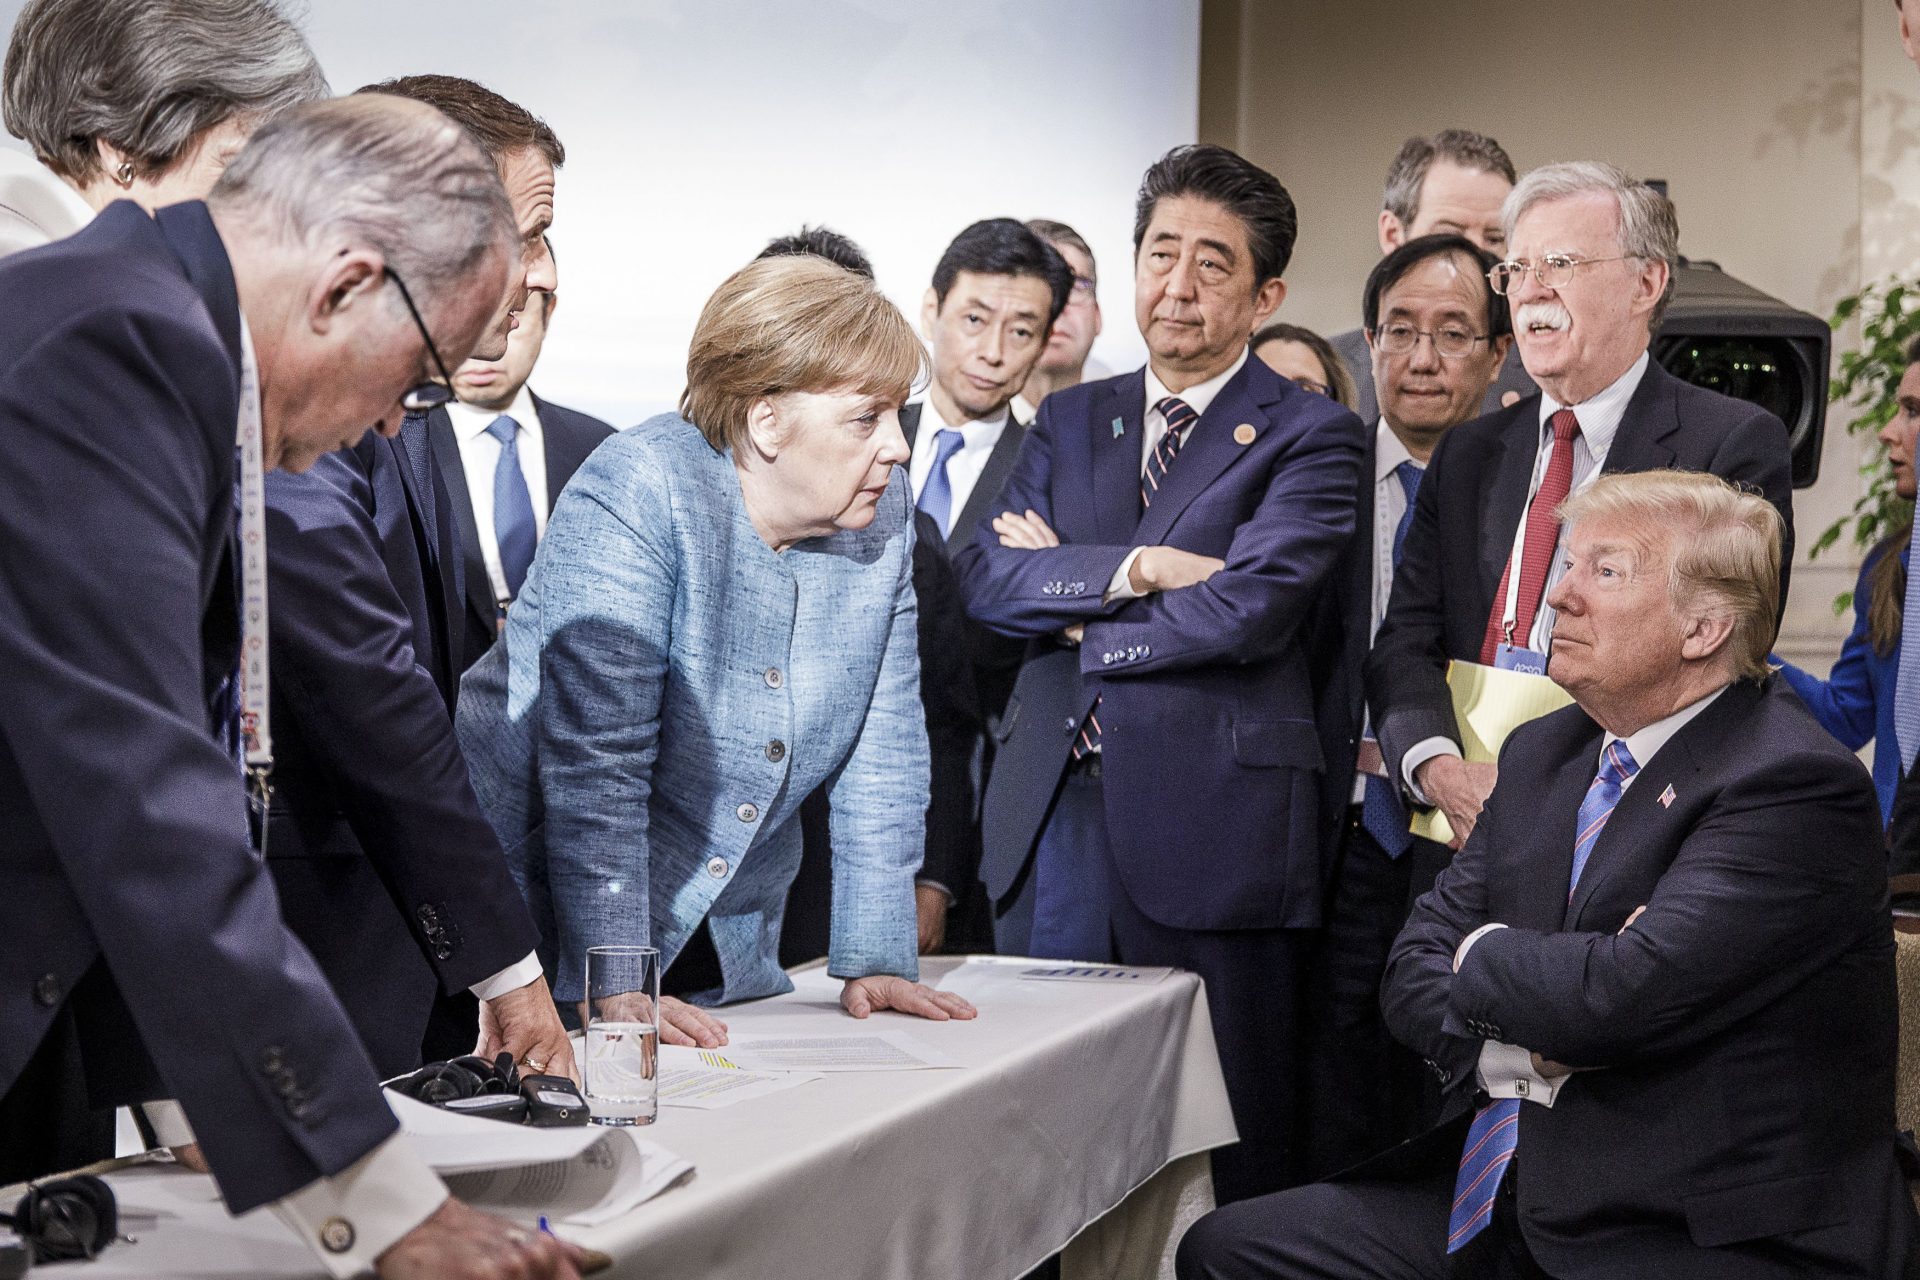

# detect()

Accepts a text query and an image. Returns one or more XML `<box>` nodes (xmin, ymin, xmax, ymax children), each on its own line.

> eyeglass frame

<box><xmin>1369</xmin><ymin>320</ymin><xmax>1496</xmax><ymax>360</ymax></box>
<box><xmin>1067</xmin><ymin>274</ymin><xmax>1098</xmax><ymax>301</ymax></box>
<box><xmin>384</xmin><ymin>267</ymin><xmax>459</xmax><ymax>413</ymax></box>
<box><xmin>1486</xmin><ymin>253</ymin><xmax>1642</xmax><ymax>296</ymax></box>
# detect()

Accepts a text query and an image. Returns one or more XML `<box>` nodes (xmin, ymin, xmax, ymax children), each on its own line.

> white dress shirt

<box><xmin>1402</xmin><ymin>351</ymin><xmax>1653</xmax><ymax>797</ymax></box>
<box><xmin>1107</xmin><ymin>348</ymin><xmax>1250</xmax><ymax>600</ymax></box>
<box><xmin>446</xmin><ymin>388</ymin><xmax>549</xmax><ymax>609</ymax></box>
<box><xmin>905</xmin><ymin>397</ymin><xmax>1010</xmax><ymax>537</ymax></box>
<box><xmin>1459</xmin><ymin>682</ymin><xmax>1728</xmax><ymax>1106</ymax></box>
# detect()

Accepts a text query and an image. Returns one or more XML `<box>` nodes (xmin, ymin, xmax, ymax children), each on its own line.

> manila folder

<box><xmin>1408</xmin><ymin>660</ymin><xmax>1573</xmax><ymax>846</ymax></box>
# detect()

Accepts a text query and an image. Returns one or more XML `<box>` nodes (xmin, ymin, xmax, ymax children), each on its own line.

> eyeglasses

<box><xmin>1487</xmin><ymin>253</ymin><xmax>1639</xmax><ymax>295</ymax></box>
<box><xmin>384</xmin><ymin>268</ymin><xmax>458</xmax><ymax>413</ymax></box>
<box><xmin>1373</xmin><ymin>321</ymin><xmax>1492</xmax><ymax>360</ymax></box>
<box><xmin>1068</xmin><ymin>275</ymin><xmax>1098</xmax><ymax>301</ymax></box>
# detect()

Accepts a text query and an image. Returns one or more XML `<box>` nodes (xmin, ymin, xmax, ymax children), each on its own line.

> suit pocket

<box><xmin>1231</xmin><ymin>718</ymin><xmax>1323</xmax><ymax>771</ymax></box>
<box><xmin>1681</xmin><ymin>1169</ymin><xmax>1851</xmax><ymax>1247</ymax></box>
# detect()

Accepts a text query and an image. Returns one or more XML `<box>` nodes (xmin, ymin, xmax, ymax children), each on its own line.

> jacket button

<box><xmin>259</xmin><ymin>1046</ymin><xmax>286</xmax><ymax>1073</ymax></box>
<box><xmin>1064</xmin><ymin>718</ymin><xmax>1077</xmax><ymax>734</ymax></box>
<box><xmin>434</xmin><ymin>945</ymin><xmax>454</xmax><ymax>961</ymax></box>
<box><xmin>1141</xmin><ymin>645</ymin><xmax>1151</xmax><ymax>658</ymax></box>
<box><xmin>33</xmin><ymin>974</ymin><xmax>61</xmax><ymax>1007</ymax></box>
<box><xmin>765</xmin><ymin>740</ymin><xmax>786</xmax><ymax>763</ymax></box>
<box><xmin>764</xmin><ymin>667</ymin><xmax>784</xmax><ymax>689</ymax></box>
<box><xmin>706</xmin><ymin>856</ymin><xmax>729</xmax><ymax>879</ymax></box>
<box><xmin>736</xmin><ymin>802</ymin><xmax>758</xmax><ymax>823</ymax></box>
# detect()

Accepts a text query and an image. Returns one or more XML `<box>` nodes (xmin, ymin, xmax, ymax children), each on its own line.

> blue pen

<box><xmin>538</xmin><ymin>1216</ymin><xmax>553</xmax><ymax>1237</ymax></box>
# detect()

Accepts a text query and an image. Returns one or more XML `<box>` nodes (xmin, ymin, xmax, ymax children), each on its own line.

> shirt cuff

<box><xmin>1453</xmin><ymin>921</ymin><xmax>1508</xmax><ymax>972</ymax></box>
<box><xmin>1105</xmin><ymin>547</ymin><xmax>1148</xmax><ymax>603</ymax></box>
<box><xmin>915</xmin><ymin>877</ymin><xmax>955</xmax><ymax>905</ymax></box>
<box><xmin>1475</xmin><ymin>1039</ymin><xmax>1563</xmax><ymax>1108</ymax></box>
<box><xmin>142</xmin><ymin>1100</ymin><xmax>195</xmax><ymax>1148</ymax></box>
<box><xmin>272</xmin><ymin>1133</ymin><xmax>449</xmax><ymax>1279</ymax></box>
<box><xmin>1401</xmin><ymin>736</ymin><xmax>1463</xmax><ymax>806</ymax></box>
<box><xmin>469</xmin><ymin>951</ymin><xmax>544</xmax><ymax>1002</ymax></box>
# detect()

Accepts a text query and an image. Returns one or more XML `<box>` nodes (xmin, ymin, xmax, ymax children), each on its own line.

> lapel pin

<box><xmin>1658</xmin><ymin>783</ymin><xmax>1676</xmax><ymax>809</ymax></box>
<box><xmin>1233</xmin><ymin>423</ymin><xmax>1256</xmax><ymax>446</ymax></box>
<box><xmin>1112</xmin><ymin>416</ymin><xmax>1125</xmax><ymax>438</ymax></box>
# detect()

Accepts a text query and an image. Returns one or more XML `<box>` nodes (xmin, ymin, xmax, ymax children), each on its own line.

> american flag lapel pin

<box><xmin>1658</xmin><ymin>783</ymin><xmax>1676</xmax><ymax>809</ymax></box>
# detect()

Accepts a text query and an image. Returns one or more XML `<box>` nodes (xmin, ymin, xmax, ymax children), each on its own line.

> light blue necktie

<box><xmin>1448</xmin><ymin>738</ymin><xmax>1637</xmax><ymax>1253</ymax></box>
<box><xmin>915</xmin><ymin>428</ymin><xmax>967</xmax><ymax>538</ymax></box>
<box><xmin>1361</xmin><ymin>460</ymin><xmax>1425</xmax><ymax>856</ymax></box>
<box><xmin>486</xmin><ymin>414</ymin><xmax>537</xmax><ymax>600</ymax></box>
<box><xmin>1896</xmin><ymin>544</ymin><xmax>1920</xmax><ymax>772</ymax></box>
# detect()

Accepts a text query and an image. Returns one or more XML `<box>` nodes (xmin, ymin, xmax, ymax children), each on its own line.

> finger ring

<box><xmin>520</xmin><ymin>1056</ymin><xmax>546</xmax><ymax>1072</ymax></box>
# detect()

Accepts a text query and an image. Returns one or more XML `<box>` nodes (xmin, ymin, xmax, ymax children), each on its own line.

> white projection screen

<box><xmin>0</xmin><ymin>0</ymin><xmax>1200</xmax><ymax>426</ymax></box>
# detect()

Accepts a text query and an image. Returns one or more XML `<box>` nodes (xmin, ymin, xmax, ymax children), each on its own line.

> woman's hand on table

<box><xmin>659</xmin><ymin>995</ymin><xmax>729</xmax><ymax>1048</ymax></box>
<box><xmin>840</xmin><ymin>975</ymin><xmax>977</xmax><ymax>1021</ymax></box>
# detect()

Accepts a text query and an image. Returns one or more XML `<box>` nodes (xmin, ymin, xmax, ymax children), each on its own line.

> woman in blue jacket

<box><xmin>459</xmin><ymin>255</ymin><xmax>976</xmax><ymax>1043</ymax></box>
<box><xmin>1777</xmin><ymin>342</ymin><xmax>1920</xmax><ymax>823</ymax></box>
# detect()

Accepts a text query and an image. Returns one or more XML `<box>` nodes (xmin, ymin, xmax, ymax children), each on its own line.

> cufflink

<box><xmin>319</xmin><ymin>1217</ymin><xmax>356</xmax><ymax>1253</ymax></box>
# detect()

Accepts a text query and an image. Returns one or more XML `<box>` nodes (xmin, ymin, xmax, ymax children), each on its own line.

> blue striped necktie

<box><xmin>1448</xmin><ymin>738</ymin><xmax>1637</xmax><ymax>1252</ymax></box>
<box><xmin>1896</xmin><ymin>542</ymin><xmax>1920</xmax><ymax>771</ymax></box>
<box><xmin>1360</xmin><ymin>460</ymin><xmax>1425</xmax><ymax>856</ymax></box>
<box><xmin>915</xmin><ymin>428</ymin><xmax>968</xmax><ymax>538</ymax></box>
<box><xmin>486</xmin><ymin>414</ymin><xmax>537</xmax><ymax>599</ymax></box>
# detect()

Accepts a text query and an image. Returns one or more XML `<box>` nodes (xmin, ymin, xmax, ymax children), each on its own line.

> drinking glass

<box><xmin>582</xmin><ymin>945</ymin><xmax>661</xmax><ymax>1126</ymax></box>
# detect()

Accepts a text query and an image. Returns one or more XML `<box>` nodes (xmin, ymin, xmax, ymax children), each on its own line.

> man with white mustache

<box><xmin>1368</xmin><ymin>161</ymin><xmax>1794</xmax><ymax>853</ymax></box>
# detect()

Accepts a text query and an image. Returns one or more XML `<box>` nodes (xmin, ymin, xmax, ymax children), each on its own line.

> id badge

<box><xmin>1493</xmin><ymin>642</ymin><xmax>1548</xmax><ymax>676</ymax></box>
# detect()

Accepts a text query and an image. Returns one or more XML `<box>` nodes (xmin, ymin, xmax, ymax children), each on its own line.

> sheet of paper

<box><xmin>386</xmin><ymin>1091</ymin><xmax>608</xmax><ymax>1172</ymax></box>
<box><xmin>441</xmin><ymin>1127</ymin><xmax>693</xmax><ymax>1228</ymax></box>
<box><xmin>1410</xmin><ymin>659</ymin><xmax>1575</xmax><ymax>844</ymax></box>
<box><xmin>658</xmin><ymin>1045</ymin><xmax>823</xmax><ymax>1109</ymax></box>
<box><xmin>699</xmin><ymin>1029</ymin><xmax>960</xmax><ymax>1072</ymax></box>
<box><xmin>1016</xmin><ymin>964</ymin><xmax>1172</xmax><ymax>984</ymax></box>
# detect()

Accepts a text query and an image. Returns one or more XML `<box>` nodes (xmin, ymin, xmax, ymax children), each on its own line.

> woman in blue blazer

<box><xmin>1777</xmin><ymin>349</ymin><xmax>1920</xmax><ymax>823</ymax></box>
<box><xmin>458</xmin><ymin>255</ymin><xmax>977</xmax><ymax>1044</ymax></box>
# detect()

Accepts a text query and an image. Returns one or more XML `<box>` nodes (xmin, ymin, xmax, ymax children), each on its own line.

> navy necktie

<box><xmin>1896</xmin><ymin>542</ymin><xmax>1920</xmax><ymax>771</ymax></box>
<box><xmin>915</xmin><ymin>428</ymin><xmax>968</xmax><ymax>538</ymax></box>
<box><xmin>1361</xmin><ymin>459</ymin><xmax>1426</xmax><ymax>857</ymax></box>
<box><xmin>486</xmin><ymin>414</ymin><xmax>537</xmax><ymax>599</ymax></box>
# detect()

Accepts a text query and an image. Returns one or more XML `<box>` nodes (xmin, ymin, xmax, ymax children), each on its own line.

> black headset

<box><xmin>1</xmin><ymin>1174</ymin><xmax>118</xmax><ymax>1263</ymax></box>
<box><xmin>388</xmin><ymin>1051</ymin><xmax>519</xmax><ymax>1105</ymax></box>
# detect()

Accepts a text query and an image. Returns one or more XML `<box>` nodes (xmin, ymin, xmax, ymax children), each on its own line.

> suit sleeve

<box><xmin>264</xmin><ymin>453</ymin><xmax>540</xmax><ymax>993</ymax></box>
<box><xmin>1450</xmin><ymin>744</ymin><xmax>1882</xmax><ymax>1067</ymax></box>
<box><xmin>825</xmin><ymin>482</ymin><xmax>927</xmax><ymax>980</ymax></box>
<box><xmin>1369</xmin><ymin>422</ymin><xmax>1469</xmax><ymax>798</ymax></box>
<box><xmin>1078</xmin><ymin>407</ymin><xmax>1364</xmax><ymax>676</ymax></box>
<box><xmin>910</xmin><ymin>510</ymin><xmax>981</xmax><ymax>895</ymax></box>
<box><xmin>952</xmin><ymin>399</ymin><xmax>1135</xmax><ymax>637</ymax></box>
<box><xmin>1776</xmin><ymin>556</ymin><xmax>1879</xmax><ymax>750</ymax></box>
<box><xmin>0</xmin><ymin>308</ymin><xmax>394</xmax><ymax>1211</ymax></box>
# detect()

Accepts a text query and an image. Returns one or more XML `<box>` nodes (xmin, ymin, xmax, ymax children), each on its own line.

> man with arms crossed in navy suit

<box><xmin>957</xmin><ymin>144</ymin><xmax>1365</xmax><ymax>1201</ymax></box>
<box><xmin>0</xmin><ymin>96</ymin><xmax>583</xmax><ymax>1279</ymax></box>
<box><xmin>1180</xmin><ymin>470</ymin><xmax>1916</xmax><ymax>1279</ymax></box>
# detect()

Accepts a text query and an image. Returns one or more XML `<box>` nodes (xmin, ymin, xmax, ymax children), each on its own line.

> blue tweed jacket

<box><xmin>457</xmin><ymin>414</ymin><xmax>928</xmax><ymax>1004</ymax></box>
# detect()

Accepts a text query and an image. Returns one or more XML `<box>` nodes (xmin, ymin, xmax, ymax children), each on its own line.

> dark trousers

<box><xmin>1175</xmin><ymin>1153</ymin><xmax>1552</xmax><ymax>1280</ymax></box>
<box><xmin>996</xmin><ymin>762</ymin><xmax>1310</xmax><ymax>1203</ymax></box>
<box><xmin>1301</xmin><ymin>811</ymin><xmax>1451</xmax><ymax>1178</ymax></box>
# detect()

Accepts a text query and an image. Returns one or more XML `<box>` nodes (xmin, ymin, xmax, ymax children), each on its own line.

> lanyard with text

<box><xmin>236</xmin><ymin>328</ymin><xmax>273</xmax><ymax>827</ymax></box>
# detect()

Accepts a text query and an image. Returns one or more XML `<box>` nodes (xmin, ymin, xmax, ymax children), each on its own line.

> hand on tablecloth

<box><xmin>659</xmin><ymin>995</ymin><xmax>729</xmax><ymax>1048</ymax></box>
<box><xmin>841</xmin><ymin>975</ymin><xmax>977</xmax><ymax>1021</ymax></box>
<box><xmin>377</xmin><ymin>1198</ymin><xmax>584</xmax><ymax>1279</ymax></box>
<box><xmin>479</xmin><ymin>975</ymin><xmax>579</xmax><ymax>1085</ymax></box>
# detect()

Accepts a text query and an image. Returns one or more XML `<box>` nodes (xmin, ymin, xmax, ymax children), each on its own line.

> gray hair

<box><xmin>208</xmin><ymin>96</ymin><xmax>517</xmax><ymax>329</ymax></box>
<box><xmin>3</xmin><ymin>0</ymin><xmax>327</xmax><ymax>183</ymax></box>
<box><xmin>1502</xmin><ymin>160</ymin><xmax>1680</xmax><ymax>329</ymax></box>
<box><xmin>1381</xmin><ymin>129</ymin><xmax>1516</xmax><ymax>226</ymax></box>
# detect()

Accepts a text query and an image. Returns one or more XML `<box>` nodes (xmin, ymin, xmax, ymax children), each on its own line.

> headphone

<box><xmin>389</xmin><ymin>1052</ymin><xmax>519</xmax><ymax>1105</ymax></box>
<box><xmin>0</xmin><ymin>1174</ymin><xmax>118</xmax><ymax>1263</ymax></box>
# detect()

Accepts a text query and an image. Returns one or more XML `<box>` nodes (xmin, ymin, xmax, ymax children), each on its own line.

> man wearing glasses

<box><xmin>1013</xmin><ymin>218</ymin><xmax>1107</xmax><ymax>420</ymax></box>
<box><xmin>1303</xmin><ymin>233</ymin><xmax>1512</xmax><ymax>1178</ymax></box>
<box><xmin>1368</xmin><ymin>161</ymin><xmax>1794</xmax><ymax>867</ymax></box>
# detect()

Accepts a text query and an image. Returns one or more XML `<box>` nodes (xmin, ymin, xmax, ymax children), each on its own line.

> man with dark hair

<box><xmin>1330</xmin><ymin>129</ymin><xmax>1533</xmax><ymax>422</ymax></box>
<box><xmin>254</xmin><ymin>74</ymin><xmax>573</xmax><ymax>1087</ymax></box>
<box><xmin>1014</xmin><ymin>217</ymin><xmax>1105</xmax><ymax>419</ymax></box>
<box><xmin>758</xmin><ymin>223</ymin><xmax>874</xmax><ymax>277</ymax></box>
<box><xmin>956</xmin><ymin>144</ymin><xmax>1365</xmax><ymax>1201</ymax></box>
<box><xmin>1303</xmin><ymin>234</ymin><xmax>1512</xmax><ymax>1176</ymax></box>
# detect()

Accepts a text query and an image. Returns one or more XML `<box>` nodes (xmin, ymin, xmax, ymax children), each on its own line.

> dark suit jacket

<box><xmin>1382</xmin><ymin>678</ymin><xmax>1915</xmax><ymax>1278</ymax></box>
<box><xmin>0</xmin><ymin>202</ymin><xmax>395</xmax><ymax>1211</ymax></box>
<box><xmin>956</xmin><ymin>356</ymin><xmax>1366</xmax><ymax>930</ymax></box>
<box><xmin>428</xmin><ymin>394</ymin><xmax>614</xmax><ymax>673</ymax></box>
<box><xmin>1369</xmin><ymin>360</ymin><xmax>1795</xmax><ymax>798</ymax></box>
<box><xmin>263</xmin><ymin>409</ymin><xmax>538</xmax><ymax>1077</ymax></box>
<box><xmin>1330</xmin><ymin>324</ymin><xmax>1535</xmax><ymax>424</ymax></box>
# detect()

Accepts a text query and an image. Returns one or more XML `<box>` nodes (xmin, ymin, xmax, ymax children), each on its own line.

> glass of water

<box><xmin>583</xmin><ymin>945</ymin><xmax>661</xmax><ymax>1126</ymax></box>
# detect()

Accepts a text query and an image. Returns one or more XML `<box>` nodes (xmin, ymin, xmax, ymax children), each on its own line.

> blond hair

<box><xmin>680</xmin><ymin>255</ymin><xmax>924</xmax><ymax>454</ymax></box>
<box><xmin>1557</xmin><ymin>470</ymin><xmax>1781</xmax><ymax>681</ymax></box>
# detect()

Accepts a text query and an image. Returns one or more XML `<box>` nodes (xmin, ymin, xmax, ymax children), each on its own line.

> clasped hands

<box><xmin>991</xmin><ymin>509</ymin><xmax>1224</xmax><ymax>646</ymax></box>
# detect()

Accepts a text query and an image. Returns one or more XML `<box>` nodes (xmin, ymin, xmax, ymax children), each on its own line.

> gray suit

<box><xmin>1330</xmin><ymin>326</ymin><xmax>1534</xmax><ymax>424</ymax></box>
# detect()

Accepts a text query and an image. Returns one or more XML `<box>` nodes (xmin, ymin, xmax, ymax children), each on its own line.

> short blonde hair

<box><xmin>1557</xmin><ymin>470</ymin><xmax>1782</xmax><ymax>681</ymax></box>
<box><xmin>680</xmin><ymin>255</ymin><xmax>924</xmax><ymax>454</ymax></box>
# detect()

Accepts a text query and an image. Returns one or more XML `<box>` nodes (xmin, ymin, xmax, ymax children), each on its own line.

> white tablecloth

<box><xmin>62</xmin><ymin>956</ymin><xmax>1236</xmax><ymax>1279</ymax></box>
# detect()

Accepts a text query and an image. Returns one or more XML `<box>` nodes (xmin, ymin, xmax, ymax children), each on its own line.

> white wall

<box><xmin>0</xmin><ymin>0</ymin><xmax>1199</xmax><ymax>427</ymax></box>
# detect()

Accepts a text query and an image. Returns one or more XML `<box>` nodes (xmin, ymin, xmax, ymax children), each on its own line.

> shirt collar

<box><xmin>1374</xmin><ymin>417</ymin><xmax>1417</xmax><ymax>485</ymax></box>
<box><xmin>447</xmin><ymin>384</ymin><xmax>540</xmax><ymax>443</ymax></box>
<box><xmin>1602</xmin><ymin>682</ymin><xmax>1728</xmax><ymax>773</ymax></box>
<box><xmin>1538</xmin><ymin>349</ymin><xmax>1650</xmax><ymax>458</ymax></box>
<box><xmin>1145</xmin><ymin>346</ymin><xmax>1249</xmax><ymax>421</ymax></box>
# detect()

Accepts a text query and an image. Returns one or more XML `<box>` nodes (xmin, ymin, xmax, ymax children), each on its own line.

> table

<box><xmin>58</xmin><ymin>956</ymin><xmax>1237</xmax><ymax>1279</ymax></box>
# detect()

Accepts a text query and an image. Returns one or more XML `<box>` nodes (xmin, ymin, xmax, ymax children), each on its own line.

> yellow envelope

<box><xmin>1409</xmin><ymin>659</ymin><xmax>1574</xmax><ymax>845</ymax></box>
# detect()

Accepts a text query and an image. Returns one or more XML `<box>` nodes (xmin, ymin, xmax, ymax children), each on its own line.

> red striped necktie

<box><xmin>1478</xmin><ymin>409</ymin><xmax>1579</xmax><ymax>664</ymax></box>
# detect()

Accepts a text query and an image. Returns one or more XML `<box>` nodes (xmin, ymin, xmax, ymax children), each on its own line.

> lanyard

<box><xmin>235</xmin><ymin>326</ymin><xmax>273</xmax><ymax>815</ymax></box>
